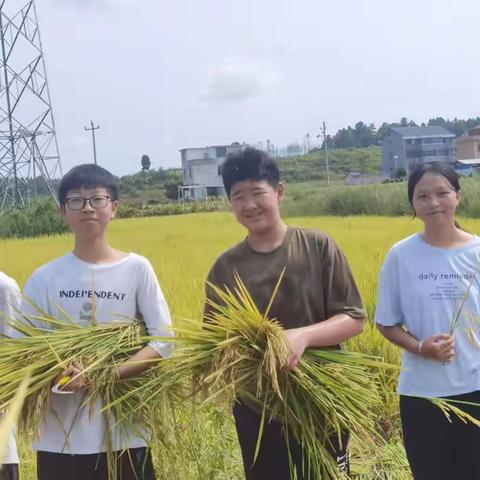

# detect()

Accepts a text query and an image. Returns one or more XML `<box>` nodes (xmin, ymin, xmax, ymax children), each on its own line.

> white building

<box><xmin>178</xmin><ymin>143</ymin><xmax>243</xmax><ymax>200</ymax></box>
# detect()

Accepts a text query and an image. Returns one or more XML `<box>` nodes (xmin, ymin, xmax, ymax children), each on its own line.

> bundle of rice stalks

<box><xmin>0</xmin><ymin>313</ymin><xmax>181</xmax><ymax>475</ymax></box>
<box><xmin>352</xmin><ymin>436</ymin><xmax>411</xmax><ymax>480</ymax></box>
<box><xmin>0</xmin><ymin>373</ymin><xmax>30</xmax><ymax>469</ymax></box>
<box><xmin>139</xmin><ymin>271</ymin><xmax>387</xmax><ymax>479</ymax></box>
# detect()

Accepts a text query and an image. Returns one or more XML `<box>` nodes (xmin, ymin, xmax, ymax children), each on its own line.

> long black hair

<box><xmin>407</xmin><ymin>161</ymin><xmax>460</xmax><ymax>205</ymax></box>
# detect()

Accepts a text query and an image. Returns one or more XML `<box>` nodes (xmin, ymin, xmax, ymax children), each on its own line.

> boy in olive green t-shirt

<box><xmin>205</xmin><ymin>147</ymin><xmax>366</xmax><ymax>480</ymax></box>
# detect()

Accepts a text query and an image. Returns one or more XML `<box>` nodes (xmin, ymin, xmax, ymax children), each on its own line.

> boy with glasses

<box><xmin>20</xmin><ymin>164</ymin><xmax>173</xmax><ymax>480</ymax></box>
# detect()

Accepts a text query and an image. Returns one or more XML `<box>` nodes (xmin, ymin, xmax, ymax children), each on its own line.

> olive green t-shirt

<box><xmin>205</xmin><ymin>226</ymin><xmax>365</xmax><ymax>333</ymax></box>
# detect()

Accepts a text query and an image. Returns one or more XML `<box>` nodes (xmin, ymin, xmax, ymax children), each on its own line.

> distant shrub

<box><xmin>282</xmin><ymin>177</ymin><xmax>480</xmax><ymax>218</ymax></box>
<box><xmin>0</xmin><ymin>197</ymin><xmax>68</xmax><ymax>239</ymax></box>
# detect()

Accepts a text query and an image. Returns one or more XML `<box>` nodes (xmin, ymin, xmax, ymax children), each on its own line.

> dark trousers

<box><xmin>37</xmin><ymin>447</ymin><xmax>156</xmax><ymax>480</ymax></box>
<box><xmin>0</xmin><ymin>464</ymin><xmax>19</xmax><ymax>480</ymax></box>
<box><xmin>233</xmin><ymin>402</ymin><xmax>349</xmax><ymax>480</ymax></box>
<box><xmin>400</xmin><ymin>391</ymin><xmax>480</xmax><ymax>480</ymax></box>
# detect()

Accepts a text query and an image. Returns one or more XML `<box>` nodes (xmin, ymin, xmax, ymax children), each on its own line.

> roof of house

<box><xmin>466</xmin><ymin>125</ymin><xmax>480</xmax><ymax>136</ymax></box>
<box><xmin>390</xmin><ymin>126</ymin><xmax>455</xmax><ymax>138</ymax></box>
<box><xmin>179</xmin><ymin>144</ymin><xmax>243</xmax><ymax>152</ymax></box>
<box><xmin>456</xmin><ymin>159</ymin><xmax>480</xmax><ymax>166</ymax></box>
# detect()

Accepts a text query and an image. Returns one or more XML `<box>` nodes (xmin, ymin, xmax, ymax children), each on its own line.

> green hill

<box><xmin>277</xmin><ymin>146</ymin><xmax>382</xmax><ymax>182</ymax></box>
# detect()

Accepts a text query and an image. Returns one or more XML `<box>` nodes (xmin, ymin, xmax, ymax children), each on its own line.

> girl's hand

<box><xmin>420</xmin><ymin>334</ymin><xmax>455</xmax><ymax>362</ymax></box>
<box><xmin>54</xmin><ymin>361</ymin><xmax>88</xmax><ymax>392</ymax></box>
<box><xmin>284</xmin><ymin>328</ymin><xmax>309</xmax><ymax>370</ymax></box>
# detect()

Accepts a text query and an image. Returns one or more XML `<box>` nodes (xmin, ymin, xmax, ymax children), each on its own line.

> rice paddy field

<box><xmin>2</xmin><ymin>212</ymin><xmax>478</xmax><ymax>479</ymax></box>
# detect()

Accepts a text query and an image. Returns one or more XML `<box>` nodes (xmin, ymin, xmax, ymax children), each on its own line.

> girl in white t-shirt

<box><xmin>376</xmin><ymin>161</ymin><xmax>480</xmax><ymax>480</ymax></box>
<box><xmin>0</xmin><ymin>272</ymin><xmax>20</xmax><ymax>480</ymax></box>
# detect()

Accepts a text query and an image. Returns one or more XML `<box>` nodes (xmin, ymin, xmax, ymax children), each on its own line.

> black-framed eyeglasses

<box><xmin>64</xmin><ymin>195</ymin><xmax>111</xmax><ymax>210</ymax></box>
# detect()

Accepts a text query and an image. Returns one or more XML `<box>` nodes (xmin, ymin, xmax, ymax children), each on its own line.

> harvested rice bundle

<box><xmin>0</xmin><ymin>315</ymin><xmax>178</xmax><ymax>448</ymax></box>
<box><xmin>145</xmin><ymin>272</ymin><xmax>386</xmax><ymax>479</ymax></box>
<box><xmin>0</xmin><ymin>374</ymin><xmax>30</xmax><ymax>469</ymax></box>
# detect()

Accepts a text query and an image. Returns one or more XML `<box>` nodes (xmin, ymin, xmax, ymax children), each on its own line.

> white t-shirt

<box><xmin>20</xmin><ymin>252</ymin><xmax>173</xmax><ymax>454</ymax></box>
<box><xmin>375</xmin><ymin>234</ymin><xmax>480</xmax><ymax>397</ymax></box>
<box><xmin>0</xmin><ymin>272</ymin><xmax>20</xmax><ymax>464</ymax></box>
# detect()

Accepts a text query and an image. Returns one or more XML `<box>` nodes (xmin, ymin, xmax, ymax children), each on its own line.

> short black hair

<box><xmin>407</xmin><ymin>161</ymin><xmax>460</xmax><ymax>205</ymax></box>
<box><xmin>222</xmin><ymin>147</ymin><xmax>280</xmax><ymax>198</ymax></box>
<box><xmin>58</xmin><ymin>164</ymin><xmax>119</xmax><ymax>205</ymax></box>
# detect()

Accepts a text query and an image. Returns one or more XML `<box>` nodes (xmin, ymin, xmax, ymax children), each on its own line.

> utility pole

<box><xmin>84</xmin><ymin>120</ymin><xmax>100</xmax><ymax>165</ymax></box>
<box><xmin>317</xmin><ymin>122</ymin><xmax>330</xmax><ymax>185</ymax></box>
<box><xmin>305</xmin><ymin>133</ymin><xmax>311</xmax><ymax>154</ymax></box>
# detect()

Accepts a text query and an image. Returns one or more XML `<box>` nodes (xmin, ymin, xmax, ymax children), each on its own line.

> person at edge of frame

<box><xmin>376</xmin><ymin>161</ymin><xmax>480</xmax><ymax>480</ymax></box>
<box><xmin>0</xmin><ymin>272</ymin><xmax>21</xmax><ymax>480</ymax></box>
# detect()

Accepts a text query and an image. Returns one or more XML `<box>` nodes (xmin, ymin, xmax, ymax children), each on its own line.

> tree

<box><xmin>141</xmin><ymin>154</ymin><xmax>151</xmax><ymax>172</ymax></box>
<box><xmin>286</xmin><ymin>142</ymin><xmax>302</xmax><ymax>157</ymax></box>
<box><xmin>376</xmin><ymin>122</ymin><xmax>391</xmax><ymax>142</ymax></box>
<box><xmin>333</xmin><ymin>127</ymin><xmax>356</xmax><ymax>148</ymax></box>
<box><xmin>393</xmin><ymin>167</ymin><xmax>407</xmax><ymax>180</ymax></box>
<box><xmin>354</xmin><ymin>121</ymin><xmax>376</xmax><ymax>147</ymax></box>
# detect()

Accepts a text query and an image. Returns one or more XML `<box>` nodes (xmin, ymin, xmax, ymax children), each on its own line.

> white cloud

<box><xmin>201</xmin><ymin>58</ymin><xmax>278</xmax><ymax>104</ymax></box>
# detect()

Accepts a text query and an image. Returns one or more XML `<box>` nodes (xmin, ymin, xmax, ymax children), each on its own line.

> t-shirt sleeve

<box><xmin>375</xmin><ymin>249</ymin><xmax>404</xmax><ymax>327</ymax></box>
<box><xmin>135</xmin><ymin>259</ymin><xmax>173</xmax><ymax>358</ymax></box>
<box><xmin>203</xmin><ymin>260</ymin><xmax>225</xmax><ymax>320</ymax></box>
<box><xmin>321</xmin><ymin>236</ymin><xmax>365</xmax><ymax>320</ymax></box>
<box><xmin>15</xmin><ymin>274</ymin><xmax>52</xmax><ymax>337</ymax></box>
<box><xmin>0</xmin><ymin>277</ymin><xmax>21</xmax><ymax>338</ymax></box>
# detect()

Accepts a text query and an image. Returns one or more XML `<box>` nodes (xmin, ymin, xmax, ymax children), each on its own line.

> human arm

<box><xmin>285</xmin><ymin>314</ymin><xmax>365</xmax><ymax>369</ymax></box>
<box><xmin>56</xmin><ymin>345</ymin><xmax>163</xmax><ymax>391</ymax></box>
<box><xmin>376</xmin><ymin>324</ymin><xmax>455</xmax><ymax>362</ymax></box>
<box><xmin>374</xmin><ymin>248</ymin><xmax>455</xmax><ymax>363</ymax></box>
<box><xmin>285</xmin><ymin>235</ymin><xmax>366</xmax><ymax>369</ymax></box>
<box><xmin>116</xmin><ymin>258</ymin><xmax>173</xmax><ymax>379</ymax></box>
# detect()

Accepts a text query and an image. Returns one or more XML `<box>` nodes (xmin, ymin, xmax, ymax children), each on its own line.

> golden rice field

<box><xmin>2</xmin><ymin>212</ymin><xmax>478</xmax><ymax>479</ymax></box>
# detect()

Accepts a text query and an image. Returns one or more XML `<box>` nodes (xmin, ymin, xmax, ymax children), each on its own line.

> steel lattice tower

<box><xmin>0</xmin><ymin>0</ymin><xmax>61</xmax><ymax>208</ymax></box>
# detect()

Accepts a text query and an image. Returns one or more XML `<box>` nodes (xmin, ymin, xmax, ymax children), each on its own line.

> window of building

<box><xmin>216</xmin><ymin>147</ymin><xmax>227</xmax><ymax>158</ymax></box>
<box><xmin>477</xmin><ymin>143</ymin><xmax>480</xmax><ymax>153</ymax></box>
<box><xmin>217</xmin><ymin>165</ymin><xmax>223</xmax><ymax>176</ymax></box>
<box><xmin>188</xmin><ymin>167</ymin><xmax>192</xmax><ymax>178</ymax></box>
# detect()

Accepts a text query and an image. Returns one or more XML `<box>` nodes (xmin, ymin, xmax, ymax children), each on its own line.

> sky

<box><xmin>25</xmin><ymin>0</ymin><xmax>480</xmax><ymax>175</ymax></box>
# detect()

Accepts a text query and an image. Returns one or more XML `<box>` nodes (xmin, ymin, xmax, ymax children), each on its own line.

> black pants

<box><xmin>0</xmin><ymin>464</ymin><xmax>19</xmax><ymax>480</ymax></box>
<box><xmin>233</xmin><ymin>402</ymin><xmax>349</xmax><ymax>480</ymax></box>
<box><xmin>400</xmin><ymin>391</ymin><xmax>480</xmax><ymax>480</ymax></box>
<box><xmin>37</xmin><ymin>447</ymin><xmax>156</xmax><ymax>480</ymax></box>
